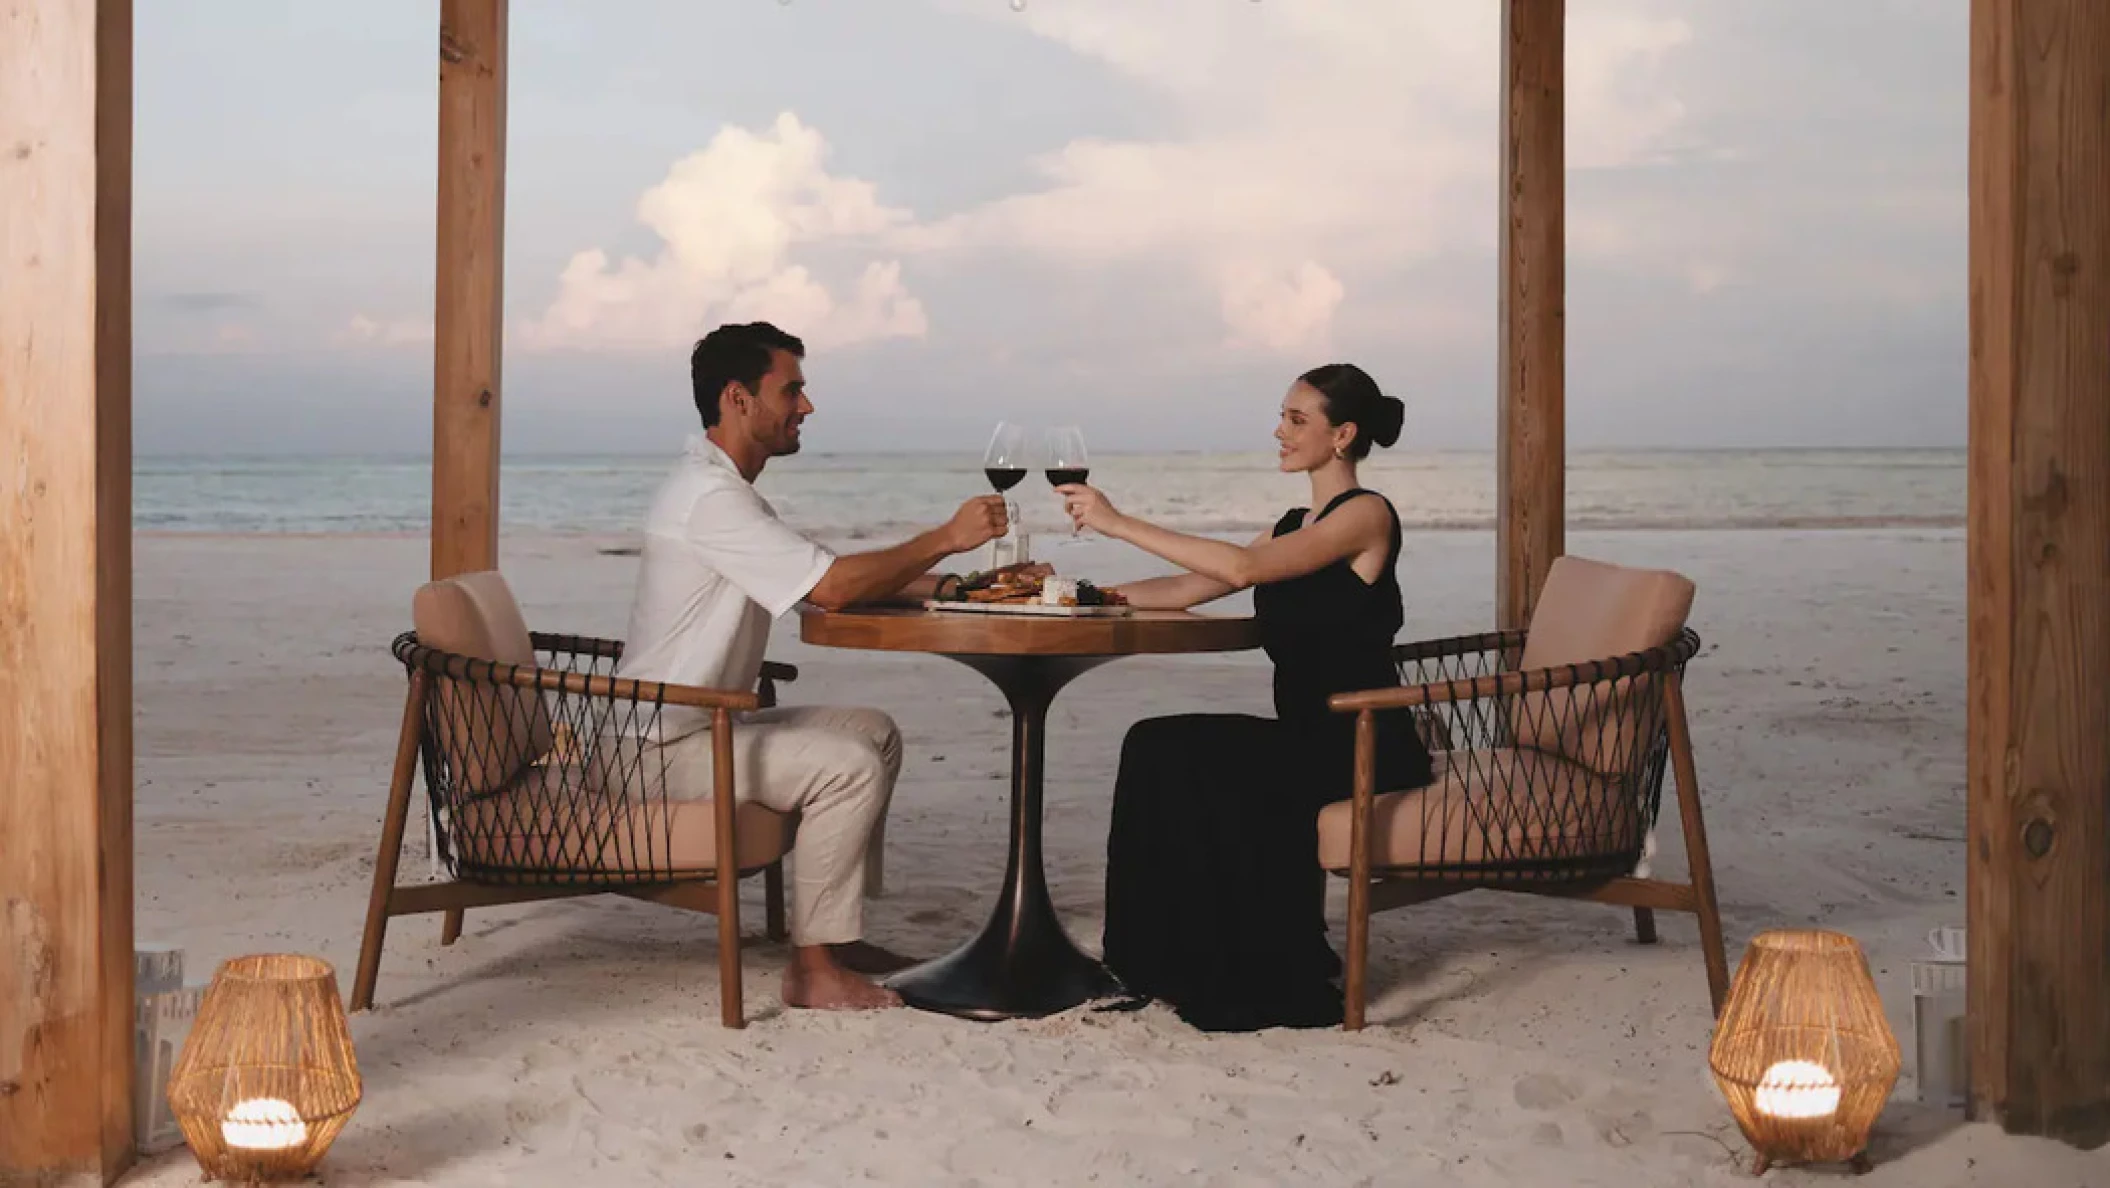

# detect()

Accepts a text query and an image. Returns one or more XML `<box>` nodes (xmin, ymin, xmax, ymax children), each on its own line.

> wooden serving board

<box><xmin>922</xmin><ymin>599</ymin><xmax>1133</xmax><ymax>618</ymax></box>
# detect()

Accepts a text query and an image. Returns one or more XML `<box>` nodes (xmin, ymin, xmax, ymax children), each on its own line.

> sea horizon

<box><xmin>133</xmin><ymin>447</ymin><xmax>1968</xmax><ymax>537</ymax></box>
<box><xmin>135</xmin><ymin>443</ymin><xmax>1967</xmax><ymax>461</ymax></box>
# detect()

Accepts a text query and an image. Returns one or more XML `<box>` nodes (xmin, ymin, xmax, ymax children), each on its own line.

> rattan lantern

<box><xmin>167</xmin><ymin>954</ymin><xmax>363</xmax><ymax>1182</ymax></box>
<box><xmin>1707</xmin><ymin>929</ymin><xmax>1900</xmax><ymax>1175</ymax></box>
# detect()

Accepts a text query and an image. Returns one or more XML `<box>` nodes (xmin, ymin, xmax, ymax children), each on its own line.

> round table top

<box><xmin>798</xmin><ymin>604</ymin><xmax>1260</xmax><ymax>657</ymax></box>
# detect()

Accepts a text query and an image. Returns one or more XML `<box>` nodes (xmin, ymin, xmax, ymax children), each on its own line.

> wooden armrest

<box><xmin>1334</xmin><ymin>633</ymin><xmax>1694</xmax><ymax>714</ymax></box>
<box><xmin>417</xmin><ymin>650</ymin><xmax>761</xmax><ymax>713</ymax></box>
<box><xmin>530</xmin><ymin>631</ymin><xmax>624</xmax><ymax>660</ymax></box>
<box><xmin>1389</xmin><ymin>629</ymin><xmax>1527</xmax><ymax>663</ymax></box>
<box><xmin>505</xmin><ymin>665</ymin><xmax>758</xmax><ymax>713</ymax></box>
<box><xmin>1329</xmin><ymin>664</ymin><xmax>1589</xmax><ymax>713</ymax></box>
<box><xmin>397</xmin><ymin>631</ymin><xmax>757</xmax><ymax>711</ymax></box>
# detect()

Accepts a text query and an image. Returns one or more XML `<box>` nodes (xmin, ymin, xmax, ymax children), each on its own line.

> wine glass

<box><xmin>1045</xmin><ymin>426</ymin><xmax>1089</xmax><ymax>535</ymax></box>
<box><xmin>983</xmin><ymin>421</ymin><xmax>1028</xmax><ymax>563</ymax></box>
<box><xmin>983</xmin><ymin>421</ymin><xmax>1028</xmax><ymax>494</ymax></box>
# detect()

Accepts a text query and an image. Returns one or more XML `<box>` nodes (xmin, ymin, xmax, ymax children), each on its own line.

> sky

<box><xmin>133</xmin><ymin>0</ymin><xmax>1968</xmax><ymax>456</ymax></box>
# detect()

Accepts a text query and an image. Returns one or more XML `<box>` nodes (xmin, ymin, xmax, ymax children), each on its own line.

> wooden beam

<box><xmin>1496</xmin><ymin>0</ymin><xmax>1566</xmax><ymax>632</ymax></box>
<box><xmin>431</xmin><ymin>0</ymin><xmax>508</xmax><ymax>580</ymax></box>
<box><xmin>0</xmin><ymin>0</ymin><xmax>136</xmax><ymax>1180</ymax></box>
<box><xmin>1967</xmin><ymin>0</ymin><xmax>2110</xmax><ymax>1147</ymax></box>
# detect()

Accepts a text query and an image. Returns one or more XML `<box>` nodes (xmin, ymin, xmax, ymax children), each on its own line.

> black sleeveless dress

<box><xmin>1100</xmin><ymin>489</ymin><xmax>1436</xmax><ymax>1030</ymax></box>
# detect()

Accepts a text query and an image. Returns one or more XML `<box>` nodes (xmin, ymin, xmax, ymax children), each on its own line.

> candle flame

<box><xmin>221</xmin><ymin>1097</ymin><xmax>309</xmax><ymax>1151</ymax></box>
<box><xmin>1754</xmin><ymin>1059</ymin><xmax>1842</xmax><ymax>1120</ymax></box>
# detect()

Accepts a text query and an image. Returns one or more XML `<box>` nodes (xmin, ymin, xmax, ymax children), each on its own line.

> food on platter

<box><xmin>963</xmin><ymin>569</ymin><xmax>1042</xmax><ymax>603</ymax></box>
<box><xmin>934</xmin><ymin>569</ymin><xmax>1127</xmax><ymax>608</ymax></box>
<box><xmin>1039</xmin><ymin>577</ymin><xmax>1126</xmax><ymax>607</ymax></box>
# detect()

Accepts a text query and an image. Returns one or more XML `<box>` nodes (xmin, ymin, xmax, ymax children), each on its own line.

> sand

<box><xmin>120</xmin><ymin>527</ymin><xmax>2106</xmax><ymax>1186</ymax></box>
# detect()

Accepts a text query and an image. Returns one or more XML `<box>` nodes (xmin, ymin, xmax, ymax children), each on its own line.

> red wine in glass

<box><xmin>983</xmin><ymin>422</ymin><xmax>1030</xmax><ymax>556</ymax></box>
<box><xmin>984</xmin><ymin>422</ymin><xmax>1028</xmax><ymax>495</ymax></box>
<box><xmin>1045</xmin><ymin>426</ymin><xmax>1088</xmax><ymax>488</ymax></box>
<box><xmin>1045</xmin><ymin>426</ymin><xmax>1090</xmax><ymax>535</ymax></box>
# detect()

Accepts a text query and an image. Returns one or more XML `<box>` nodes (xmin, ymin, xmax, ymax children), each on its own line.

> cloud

<box><xmin>893</xmin><ymin>0</ymin><xmax>1700</xmax><ymax>352</ymax></box>
<box><xmin>335</xmin><ymin>314</ymin><xmax>432</xmax><ymax>347</ymax></box>
<box><xmin>520</xmin><ymin>1</ymin><xmax>1962</xmax><ymax>372</ymax></box>
<box><xmin>521</xmin><ymin>112</ymin><xmax>927</xmax><ymax>352</ymax></box>
<box><xmin>159</xmin><ymin>291</ymin><xmax>259</xmax><ymax>313</ymax></box>
<box><xmin>1219</xmin><ymin>261</ymin><xmax>1344</xmax><ymax>354</ymax></box>
<box><xmin>1563</xmin><ymin>7</ymin><xmax>1696</xmax><ymax>169</ymax></box>
<box><xmin>525</xmin><ymin>5</ymin><xmax>1701</xmax><ymax>362</ymax></box>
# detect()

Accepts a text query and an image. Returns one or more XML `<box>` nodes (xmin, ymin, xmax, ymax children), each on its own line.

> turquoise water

<box><xmin>133</xmin><ymin>449</ymin><xmax>1965</xmax><ymax>537</ymax></box>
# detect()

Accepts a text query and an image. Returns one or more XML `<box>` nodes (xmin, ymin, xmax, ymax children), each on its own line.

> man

<box><xmin>616</xmin><ymin>320</ymin><xmax>1015</xmax><ymax>1011</ymax></box>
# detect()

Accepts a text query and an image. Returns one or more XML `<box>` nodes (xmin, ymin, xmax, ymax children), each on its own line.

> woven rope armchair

<box><xmin>1320</xmin><ymin>556</ymin><xmax>1729</xmax><ymax>1030</ymax></box>
<box><xmin>351</xmin><ymin>571</ymin><xmax>800</xmax><ymax>1028</ymax></box>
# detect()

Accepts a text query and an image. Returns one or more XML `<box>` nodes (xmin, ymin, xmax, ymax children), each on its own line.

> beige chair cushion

<box><xmin>1511</xmin><ymin>555</ymin><xmax>1695</xmax><ymax>775</ymax></box>
<box><xmin>451</xmin><ymin>762</ymin><xmax>797</xmax><ymax>874</ymax></box>
<box><xmin>1317</xmin><ymin>748</ymin><xmax>1633</xmax><ymax>872</ymax></box>
<box><xmin>413</xmin><ymin>571</ymin><xmax>559</xmax><ymax>796</ymax></box>
<box><xmin>411</xmin><ymin>571</ymin><xmax>793</xmax><ymax>876</ymax></box>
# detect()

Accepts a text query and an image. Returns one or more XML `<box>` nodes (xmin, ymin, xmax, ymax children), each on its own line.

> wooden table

<box><xmin>799</xmin><ymin>604</ymin><xmax>1260</xmax><ymax>1020</ymax></box>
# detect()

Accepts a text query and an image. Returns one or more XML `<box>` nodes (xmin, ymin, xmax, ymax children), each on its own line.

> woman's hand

<box><xmin>1054</xmin><ymin>483</ymin><xmax>1122</xmax><ymax>536</ymax></box>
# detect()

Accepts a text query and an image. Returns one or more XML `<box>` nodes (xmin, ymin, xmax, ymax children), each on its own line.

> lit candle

<box><xmin>221</xmin><ymin>1097</ymin><xmax>309</xmax><ymax>1151</ymax></box>
<box><xmin>1753</xmin><ymin>1059</ymin><xmax>1842</xmax><ymax>1120</ymax></box>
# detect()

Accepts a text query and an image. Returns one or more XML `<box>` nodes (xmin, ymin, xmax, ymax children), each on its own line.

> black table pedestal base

<box><xmin>886</xmin><ymin>654</ymin><xmax>1120</xmax><ymax>1020</ymax></box>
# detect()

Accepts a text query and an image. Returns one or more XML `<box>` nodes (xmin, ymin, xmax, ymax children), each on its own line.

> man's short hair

<box><xmin>691</xmin><ymin>322</ymin><xmax>805</xmax><ymax>428</ymax></box>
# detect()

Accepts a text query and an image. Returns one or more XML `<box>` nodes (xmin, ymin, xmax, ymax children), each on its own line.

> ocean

<box><xmin>133</xmin><ymin>449</ymin><xmax>1966</xmax><ymax>539</ymax></box>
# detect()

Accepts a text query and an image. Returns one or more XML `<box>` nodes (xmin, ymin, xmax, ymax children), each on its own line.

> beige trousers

<box><xmin>654</xmin><ymin>705</ymin><xmax>901</xmax><ymax>947</ymax></box>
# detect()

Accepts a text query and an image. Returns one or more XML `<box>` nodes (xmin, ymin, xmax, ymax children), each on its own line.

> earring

<box><xmin>1333</xmin><ymin>445</ymin><xmax>1346</xmax><ymax>461</ymax></box>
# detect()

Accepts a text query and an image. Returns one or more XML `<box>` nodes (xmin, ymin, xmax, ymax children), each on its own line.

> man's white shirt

<box><xmin>616</xmin><ymin>434</ymin><xmax>834</xmax><ymax>741</ymax></box>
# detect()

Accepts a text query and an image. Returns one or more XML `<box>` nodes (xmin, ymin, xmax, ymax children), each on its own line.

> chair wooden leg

<box><xmin>1666</xmin><ymin>676</ymin><xmax>1730</xmax><ymax>1015</ymax></box>
<box><xmin>1344</xmin><ymin>710</ymin><xmax>1377</xmax><ymax>1031</ymax></box>
<box><xmin>353</xmin><ymin>674</ymin><xmax>428</xmax><ymax>1012</ymax></box>
<box><xmin>717</xmin><ymin>899</ymin><xmax>744</xmax><ymax>1031</ymax></box>
<box><xmin>1345</xmin><ymin>875</ymin><xmax>1371</xmax><ymax>1031</ymax></box>
<box><xmin>765</xmin><ymin>861</ymin><xmax>788</xmax><ymax>942</ymax></box>
<box><xmin>1633</xmin><ymin>907</ymin><xmax>1659</xmax><ymax>944</ymax></box>
<box><xmin>710</xmin><ymin>711</ymin><xmax>745</xmax><ymax>1028</ymax></box>
<box><xmin>441</xmin><ymin>908</ymin><xmax>465</xmax><ymax>946</ymax></box>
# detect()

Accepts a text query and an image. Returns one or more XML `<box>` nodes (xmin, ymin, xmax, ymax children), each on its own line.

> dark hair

<box><xmin>691</xmin><ymin>322</ymin><xmax>805</xmax><ymax>428</ymax></box>
<box><xmin>1298</xmin><ymin>362</ymin><xmax>1403</xmax><ymax>460</ymax></box>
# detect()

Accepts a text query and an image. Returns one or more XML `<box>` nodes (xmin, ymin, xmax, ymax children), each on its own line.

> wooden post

<box><xmin>1496</xmin><ymin>0</ymin><xmax>1566</xmax><ymax>632</ymax></box>
<box><xmin>431</xmin><ymin>0</ymin><xmax>508</xmax><ymax>580</ymax></box>
<box><xmin>1967</xmin><ymin>0</ymin><xmax>2110</xmax><ymax>1147</ymax></box>
<box><xmin>0</xmin><ymin>0</ymin><xmax>136</xmax><ymax>1181</ymax></box>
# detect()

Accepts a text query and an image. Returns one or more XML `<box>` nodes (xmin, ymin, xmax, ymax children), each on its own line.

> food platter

<box><xmin>923</xmin><ymin>571</ymin><xmax>1132</xmax><ymax>617</ymax></box>
<box><xmin>922</xmin><ymin>599</ymin><xmax>1132</xmax><ymax>618</ymax></box>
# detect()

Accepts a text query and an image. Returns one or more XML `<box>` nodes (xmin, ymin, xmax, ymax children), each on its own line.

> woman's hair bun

<box><xmin>1370</xmin><ymin>394</ymin><xmax>1405</xmax><ymax>449</ymax></box>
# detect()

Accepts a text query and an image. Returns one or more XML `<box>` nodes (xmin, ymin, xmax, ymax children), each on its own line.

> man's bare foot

<box><xmin>782</xmin><ymin>948</ymin><xmax>903</xmax><ymax>1011</ymax></box>
<box><xmin>829</xmin><ymin>940</ymin><xmax>920</xmax><ymax>976</ymax></box>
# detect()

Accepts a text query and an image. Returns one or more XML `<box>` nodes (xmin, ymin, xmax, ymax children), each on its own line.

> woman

<box><xmin>1055</xmin><ymin>363</ymin><xmax>1435</xmax><ymax>1031</ymax></box>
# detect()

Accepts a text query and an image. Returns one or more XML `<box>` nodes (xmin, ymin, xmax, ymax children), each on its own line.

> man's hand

<box><xmin>806</xmin><ymin>497</ymin><xmax>1019</xmax><ymax>612</ymax></box>
<box><xmin>945</xmin><ymin>495</ymin><xmax>1010</xmax><ymax>553</ymax></box>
